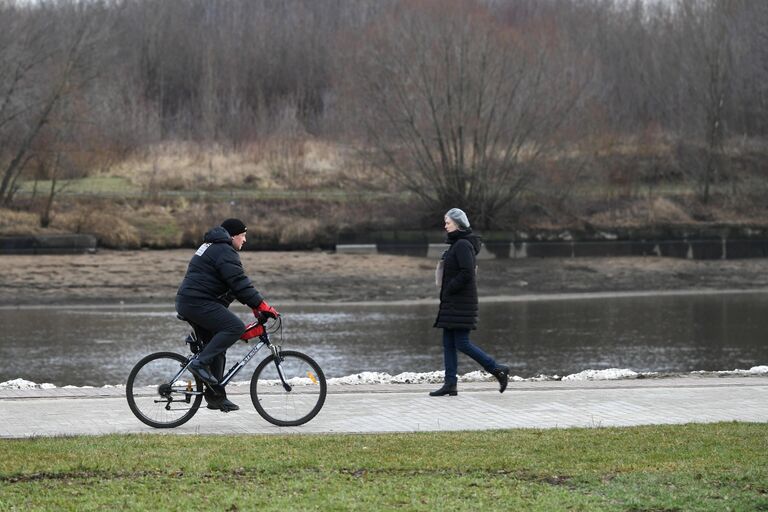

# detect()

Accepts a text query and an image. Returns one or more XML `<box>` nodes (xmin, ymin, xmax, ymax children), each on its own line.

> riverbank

<box><xmin>1</xmin><ymin>250</ymin><xmax>767</xmax><ymax>306</ymax></box>
<box><xmin>2</xmin><ymin>249</ymin><xmax>768</xmax><ymax>306</ymax></box>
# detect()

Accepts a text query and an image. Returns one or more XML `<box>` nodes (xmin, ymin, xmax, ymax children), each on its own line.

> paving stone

<box><xmin>0</xmin><ymin>377</ymin><xmax>765</xmax><ymax>438</ymax></box>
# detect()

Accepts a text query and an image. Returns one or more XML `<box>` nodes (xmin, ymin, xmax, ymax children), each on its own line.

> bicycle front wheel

<box><xmin>126</xmin><ymin>352</ymin><xmax>203</xmax><ymax>428</ymax></box>
<box><xmin>250</xmin><ymin>350</ymin><xmax>327</xmax><ymax>426</ymax></box>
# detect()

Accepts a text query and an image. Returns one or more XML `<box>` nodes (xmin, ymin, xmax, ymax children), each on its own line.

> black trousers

<box><xmin>175</xmin><ymin>298</ymin><xmax>246</xmax><ymax>372</ymax></box>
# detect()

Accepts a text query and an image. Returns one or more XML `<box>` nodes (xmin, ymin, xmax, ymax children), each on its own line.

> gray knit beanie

<box><xmin>445</xmin><ymin>208</ymin><xmax>470</xmax><ymax>230</ymax></box>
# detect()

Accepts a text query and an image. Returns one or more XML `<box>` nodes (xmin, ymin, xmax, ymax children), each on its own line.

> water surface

<box><xmin>1</xmin><ymin>292</ymin><xmax>766</xmax><ymax>387</ymax></box>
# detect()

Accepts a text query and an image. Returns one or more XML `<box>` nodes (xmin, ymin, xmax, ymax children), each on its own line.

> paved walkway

<box><xmin>0</xmin><ymin>376</ymin><xmax>766</xmax><ymax>438</ymax></box>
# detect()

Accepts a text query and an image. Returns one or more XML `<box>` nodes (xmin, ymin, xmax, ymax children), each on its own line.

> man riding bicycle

<box><xmin>175</xmin><ymin>218</ymin><xmax>279</xmax><ymax>412</ymax></box>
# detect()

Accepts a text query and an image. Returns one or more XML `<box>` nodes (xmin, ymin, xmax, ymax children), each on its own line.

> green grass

<box><xmin>14</xmin><ymin>176</ymin><xmax>391</xmax><ymax>201</ymax></box>
<box><xmin>1</xmin><ymin>423</ymin><xmax>766</xmax><ymax>511</ymax></box>
<box><xmin>15</xmin><ymin>176</ymin><xmax>141</xmax><ymax>195</ymax></box>
<box><xmin>16</xmin><ymin>175</ymin><xmax>703</xmax><ymax>201</ymax></box>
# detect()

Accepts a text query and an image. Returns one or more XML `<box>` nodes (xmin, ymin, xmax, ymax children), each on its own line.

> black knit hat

<box><xmin>221</xmin><ymin>218</ymin><xmax>247</xmax><ymax>236</ymax></box>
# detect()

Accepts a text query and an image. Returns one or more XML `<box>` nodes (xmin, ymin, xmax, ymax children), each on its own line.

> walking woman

<box><xmin>430</xmin><ymin>208</ymin><xmax>510</xmax><ymax>396</ymax></box>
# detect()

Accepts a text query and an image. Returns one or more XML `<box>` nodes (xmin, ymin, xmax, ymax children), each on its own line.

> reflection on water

<box><xmin>1</xmin><ymin>292</ymin><xmax>767</xmax><ymax>387</ymax></box>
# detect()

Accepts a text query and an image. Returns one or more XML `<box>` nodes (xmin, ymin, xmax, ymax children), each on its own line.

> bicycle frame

<box><xmin>217</xmin><ymin>333</ymin><xmax>276</xmax><ymax>387</ymax></box>
<box><xmin>178</xmin><ymin>324</ymin><xmax>292</xmax><ymax>393</ymax></box>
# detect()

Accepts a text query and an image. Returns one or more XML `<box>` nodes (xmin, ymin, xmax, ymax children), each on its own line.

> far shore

<box><xmin>2</xmin><ymin>249</ymin><xmax>768</xmax><ymax>306</ymax></box>
<box><xmin>4</xmin><ymin>288</ymin><xmax>768</xmax><ymax>311</ymax></box>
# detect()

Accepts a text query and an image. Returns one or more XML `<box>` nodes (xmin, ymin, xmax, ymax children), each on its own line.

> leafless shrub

<box><xmin>339</xmin><ymin>0</ymin><xmax>590</xmax><ymax>228</ymax></box>
<box><xmin>56</xmin><ymin>207</ymin><xmax>141</xmax><ymax>249</ymax></box>
<box><xmin>0</xmin><ymin>207</ymin><xmax>45</xmax><ymax>235</ymax></box>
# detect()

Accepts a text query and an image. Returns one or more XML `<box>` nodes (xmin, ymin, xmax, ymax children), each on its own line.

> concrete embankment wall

<box><xmin>3</xmin><ymin>227</ymin><xmax>768</xmax><ymax>259</ymax></box>
<box><xmin>0</xmin><ymin>235</ymin><xmax>97</xmax><ymax>255</ymax></box>
<box><xmin>336</xmin><ymin>227</ymin><xmax>768</xmax><ymax>260</ymax></box>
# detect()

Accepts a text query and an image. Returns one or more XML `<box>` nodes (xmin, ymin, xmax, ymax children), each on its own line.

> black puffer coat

<box><xmin>434</xmin><ymin>230</ymin><xmax>482</xmax><ymax>330</ymax></box>
<box><xmin>176</xmin><ymin>226</ymin><xmax>264</xmax><ymax>308</ymax></box>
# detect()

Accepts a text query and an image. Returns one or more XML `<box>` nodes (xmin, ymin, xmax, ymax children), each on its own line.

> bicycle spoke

<box><xmin>126</xmin><ymin>352</ymin><xmax>203</xmax><ymax>428</ymax></box>
<box><xmin>250</xmin><ymin>351</ymin><xmax>326</xmax><ymax>426</ymax></box>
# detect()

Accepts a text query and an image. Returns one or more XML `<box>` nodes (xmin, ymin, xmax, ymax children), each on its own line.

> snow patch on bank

<box><xmin>0</xmin><ymin>378</ymin><xmax>57</xmax><ymax>390</ymax></box>
<box><xmin>691</xmin><ymin>365</ymin><xmax>768</xmax><ymax>376</ymax></box>
<box><xmin>562</xmin><ymin>368</ymin><xmax>643</xmax><ymax>381</ymax></box>
<box><xmin>2</xmin><ymin>365</ymin><xmax>767</xmax><ymax>390</ymax></box>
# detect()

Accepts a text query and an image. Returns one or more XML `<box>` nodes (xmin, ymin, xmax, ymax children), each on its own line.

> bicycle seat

<box><xmin>177</xmin><ymin>313</ymin><xmax>203</xmax><ymax>333</ymax></box>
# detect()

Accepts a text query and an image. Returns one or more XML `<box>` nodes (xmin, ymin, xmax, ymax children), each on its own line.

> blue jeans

<box><xmin>441</xmin><ymin>328</ymin><xmax>497</xmax><ymax>385</ymax></box>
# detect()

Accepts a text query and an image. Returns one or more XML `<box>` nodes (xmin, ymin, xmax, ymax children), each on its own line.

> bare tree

<box><xmin>728</xmin><ymin>0</ymin><xmax>768</xmax><ymax>136</ymax></box>
<box><xmin>342</xmin><ymin>0</ymin><xmax>588</xmax><ymax>227</ymax></box>
<box><xmin>0</xmin><ymin>3</ymin><xmax>108</xmax><ymax>205</ymax></box>
<box><xmin>674</xmin><ymin>0</ymin><xmax>737</xmax><ymax>203</ymax></box>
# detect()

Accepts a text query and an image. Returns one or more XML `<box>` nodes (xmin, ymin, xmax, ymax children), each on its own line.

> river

<box><xmin>1</xmin><ymin>291</ymin><xmax>767</xmax><ymax>387</ymax></box>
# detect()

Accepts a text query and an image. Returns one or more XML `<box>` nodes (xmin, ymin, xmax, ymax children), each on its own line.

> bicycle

<box><xmin>126</xmin><ymin>314</ymin><xmax>327</xmax><ymax>428</ymax></box>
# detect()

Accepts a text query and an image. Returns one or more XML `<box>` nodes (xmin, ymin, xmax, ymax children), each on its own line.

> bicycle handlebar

<box><xmin>240</xmin><ymin>315</ymin><xmax>282</xmax><ymax>341</ymax></box>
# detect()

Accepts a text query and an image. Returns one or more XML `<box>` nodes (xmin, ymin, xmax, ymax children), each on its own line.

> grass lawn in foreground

<box><xmin>0</xmin><ymin>423</ymin><xmax>766</xmax><ymax>511</ymax></box>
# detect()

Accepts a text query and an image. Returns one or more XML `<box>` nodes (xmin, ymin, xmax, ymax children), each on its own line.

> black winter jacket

<box><xmin>434</xmin><ymin>230</ymin><xmax>482</xmax><ymax>330</ymax></box>
<box><xmin>176</xmin><ymin>226</ymin><xmax>264</xmax><ymax>308</ymax></box>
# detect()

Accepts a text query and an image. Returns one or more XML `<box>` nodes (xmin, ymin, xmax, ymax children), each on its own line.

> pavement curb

<box><xmin>2</xmin><ymin>375</ymin><xmax>765</xmax><ymax>400</ymax></box>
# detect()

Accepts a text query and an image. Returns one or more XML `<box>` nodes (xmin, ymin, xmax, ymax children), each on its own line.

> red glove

<box><xmin>253</xmin><ymin>300</ymin><xmax>279</xmax><ymax>319</ymax></box>
<box><xmin>240</xmin><ymin>321</ymin><xmax>265</xmax><ymax>341</ymax></box>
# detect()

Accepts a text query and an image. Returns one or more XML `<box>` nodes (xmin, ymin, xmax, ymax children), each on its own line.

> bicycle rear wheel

<box><xmin>250</xmin><ymin>350</ymin><xmax>327</xmax><ymax>426</ymax></box>
<box><xmin>126</xmin><ymin>352</ymin><xmax>203</xmax><ymax>428</ymax></box>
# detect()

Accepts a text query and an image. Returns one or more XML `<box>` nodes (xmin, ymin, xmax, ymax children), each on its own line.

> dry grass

<box><xmin>0</xmin><ymin>208</ymin><xmax>55</xmax><ymax>235</ymax></box>
<box><xmin>5</xmin><ymin>135</ymin><xmax>768</xmax><ymax>248</ymax></box>
<box><xmin>54</xmin><ymin>203</ymin><xmax>143</xmax><ymax>248</ymax></box>
<box><xmin>2</xmin><ymin>200</ymin><xmax>183</xmax><ymax>249</ymax></box>
<box><xmin>108</xmin><ymin>142</ymin><xmax>268</xmax><ymax>190</ymax></box>
<box><xmin>585</xmin><ymin>197</ymin><xmax>694</xmax><ymax>227</ymax></box>
<box><xmin>106</xmin><ymin>139</ymin><xmax>350</xmax><ymax>192</ymax></box>
<box><xmin>0</xmin><ymin>187</ymin><xmax>413</xmax><ymax>249</ymax></box>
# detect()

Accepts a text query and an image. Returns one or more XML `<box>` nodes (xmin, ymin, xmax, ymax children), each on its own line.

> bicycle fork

<box><xmin>270</xmin><ymin>344</ymin><xmax>293</xmax><ymax>392</ymax></box>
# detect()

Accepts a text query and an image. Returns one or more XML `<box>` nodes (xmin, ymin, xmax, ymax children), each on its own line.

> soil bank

<box><xmin>1</xmin><ymin>250</ymin><xmax>768</xmax><ymax>306</ymax></box>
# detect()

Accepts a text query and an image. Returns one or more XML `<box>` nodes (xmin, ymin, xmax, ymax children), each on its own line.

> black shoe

<box><xmin>429</xmin><ymin>383</ymin><xmax>458</xmax><ymax>397</ymax></box>
<box><xmin>491</xmin><ymin>365</ymin><xmax>510</xmax><ymax>393</ymax></box>
<box><xmin>206</xmin><ymin>398</ymin><xmax>224</xmax><ymax>410</ymax></box>
<box><xmin>204</xmin><ymin>388</ymin><xmax>222</xmax><ymax>409</ymax></box>
<box><xmin>207</xmin><ymin>401</ymin><xmax>239</xmax><ymax>412</ymax></box>
<box><xmin>219</xmin><ymin>398</ymin><xmax>239</xmax><ymax>412</ymax></box>
<box><xmin>204</xmin><ymin>389</ymin><xmax>239</xmax><ymax>412</ymax></box>
<box><xmin>188</xmin><ymin>360</ymin><xmax>218</xmax><ymax>386</ymax></box>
